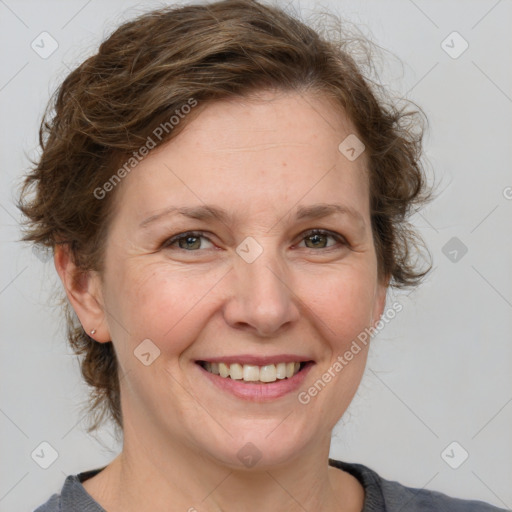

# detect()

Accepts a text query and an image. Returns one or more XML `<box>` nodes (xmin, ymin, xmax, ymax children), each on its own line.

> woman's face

<box><xmin>88</xmin><ymin>90</ymin><xmax>387</xmax><ymax>468</ymax></box>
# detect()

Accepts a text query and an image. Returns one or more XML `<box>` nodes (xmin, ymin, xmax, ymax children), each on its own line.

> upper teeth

<box><xmin>203</xmin><ymin>362</ymin><xmax>302</xmax><ymax>382</ymax></box>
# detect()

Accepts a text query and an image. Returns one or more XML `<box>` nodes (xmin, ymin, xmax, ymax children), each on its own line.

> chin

<box><xmin>197</xmin><ymin>424</ymin><xmax>313</xmax><ymax>472</ymax></box>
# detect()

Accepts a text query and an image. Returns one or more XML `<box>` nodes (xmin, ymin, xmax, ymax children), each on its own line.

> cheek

<box><xmin>299</xmin><ymin>265</ymin><xmax>376</xmax><ymax>344</ymax></box>
<box><xmin>104</xmin><ymin>250</ymin><xmax>378</xmax><ymax>363</ymax></box>
<box><xmin>106</xmin><ymin>262</ymin><xmax>225</xmax><ymax>352</ymax></box>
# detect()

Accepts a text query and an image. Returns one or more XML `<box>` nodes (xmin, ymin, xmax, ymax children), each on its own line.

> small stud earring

<box><xmin>90</xmin><ymin>329</ymin><xmax>97</xmax><ymax>335</ymax></box>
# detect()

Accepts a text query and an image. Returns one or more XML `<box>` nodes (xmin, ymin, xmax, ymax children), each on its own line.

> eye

<box><xmin>161</xmin><ymin>229</ymin><xmax>347</xmax><ymax>252</ymax></box>
<box><xmin>162</xmin><ymin>231</ymin><xmax>215</xmax><ymax>251</ymax></box>
<box><xmin>296</xmin><ymin>229</ymin><xmax>347</xmax><ymax>250</ymax></box>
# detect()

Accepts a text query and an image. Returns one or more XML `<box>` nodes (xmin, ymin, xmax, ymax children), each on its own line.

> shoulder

<box><xmin>378</xmin><ymin>474</ymin><xmax>508</xmax><ymax>511</ymax></box>
<box><xmin>33</xmin><ymin>469</ymin><xmax>105</xmax><ymax>512</ymax></box>
<box><xmin>33</xmin><ymin>489</ymin><xmax>62</xmax><ymax>512</ymax></box>
<box><xmin>329</xmin><ymin>458</ymin><xmax>510</xmax><ymax>512</ymax></box>
<box><xmin>33</xmin><ymin>493</ymin><xmax>61</xmax><ymax>512</ymax></box>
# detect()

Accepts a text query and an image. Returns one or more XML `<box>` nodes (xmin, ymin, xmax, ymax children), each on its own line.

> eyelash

<box><xmin>161</xmin><ymin>229</ymin><xmax>348</xmax><ymax>251</ymax></box>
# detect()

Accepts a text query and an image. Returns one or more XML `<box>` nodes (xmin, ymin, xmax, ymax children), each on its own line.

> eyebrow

<box><xmin>139</xmin><ymin>203</ymin><xmax>365</xmax><ymax>229</ymax></box>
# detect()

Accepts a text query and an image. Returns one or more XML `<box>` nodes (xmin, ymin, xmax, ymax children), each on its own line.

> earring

<box><xmin>90</xmin><ymin>329</ymin><xmax>97</xmax><ymax>335</ymax></box>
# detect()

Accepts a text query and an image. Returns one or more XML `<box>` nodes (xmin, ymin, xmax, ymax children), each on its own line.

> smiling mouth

<box><xmin>196</xmin><ymin>360</ymin><xmax>313</xmax><ymax>384</ymax></box>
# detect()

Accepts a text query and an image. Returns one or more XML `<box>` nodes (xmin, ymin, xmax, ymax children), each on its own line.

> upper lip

<box><xmin>196</xmin><ymin>354</ymin><xmax>314</xmax><ymax>366</ymax></box>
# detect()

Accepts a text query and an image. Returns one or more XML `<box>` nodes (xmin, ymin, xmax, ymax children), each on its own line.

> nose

<box><xmin>222</xmin><ymin>247</ymin><xmax>301</xmax><ymax>337</ymax></box>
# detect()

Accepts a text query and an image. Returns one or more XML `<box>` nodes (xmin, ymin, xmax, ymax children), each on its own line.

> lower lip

<box><xmin>195</xmin><ymin>362</ymin><xmax>315</xmax><ymax>402</ymax></box>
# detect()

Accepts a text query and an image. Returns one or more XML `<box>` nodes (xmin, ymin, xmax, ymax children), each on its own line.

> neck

<box><xmin>85</xmin><ymin>416</ymin><xmax>364</xmax><ymax>512</ymax></box>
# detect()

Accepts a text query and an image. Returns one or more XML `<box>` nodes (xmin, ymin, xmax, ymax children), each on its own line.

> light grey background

<box><xmin>1</xmin><ymin>0</ymin><xmax>511</xmax><ymax>510</ymax></box>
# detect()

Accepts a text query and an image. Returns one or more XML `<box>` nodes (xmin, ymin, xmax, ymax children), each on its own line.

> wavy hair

<box><xmin>17</xmin><ymin>0</ymin><xmax>433</xmax><ymax>435</ymax></box>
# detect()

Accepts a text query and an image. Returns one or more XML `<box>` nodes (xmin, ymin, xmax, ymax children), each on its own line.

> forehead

<box><xmin>111</xmin><ymin>90</ymin><xmax>370</xmax><ymax>226</ymax></box>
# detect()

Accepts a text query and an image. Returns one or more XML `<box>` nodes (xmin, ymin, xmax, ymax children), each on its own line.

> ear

<box><xmin>371</xmin><ymin>274</ymin><xmax>390</xmax><ymax>328</ymax></box>
<box><xmin>54</xmin><ymin>244</ymin><xmax>110</xmax><ymax>343</ymax></box>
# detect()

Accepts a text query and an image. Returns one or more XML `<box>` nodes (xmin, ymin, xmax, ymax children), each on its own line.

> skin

<box><xmin>55</xmin><ymin>89</ymin><xmax>389</xmax><ymax>512</ymax></box>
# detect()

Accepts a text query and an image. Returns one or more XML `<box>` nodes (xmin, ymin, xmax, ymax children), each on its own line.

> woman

<box><xmin>19</xmin><ymin>0</ymin><xmax>507</xmax><ymax>511</ymax></box>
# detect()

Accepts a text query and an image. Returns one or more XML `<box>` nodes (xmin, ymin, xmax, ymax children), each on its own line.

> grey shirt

<box><xmin>34</xmin><ymin>458</ymin><xmax>509</xmax><ymax>511</ymax></box>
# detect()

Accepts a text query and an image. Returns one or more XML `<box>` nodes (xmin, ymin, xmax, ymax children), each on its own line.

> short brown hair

<box><xmin>17</xmin><ymin>0</ymin><xmax>432</xmax><ymax>435</ymax></box>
